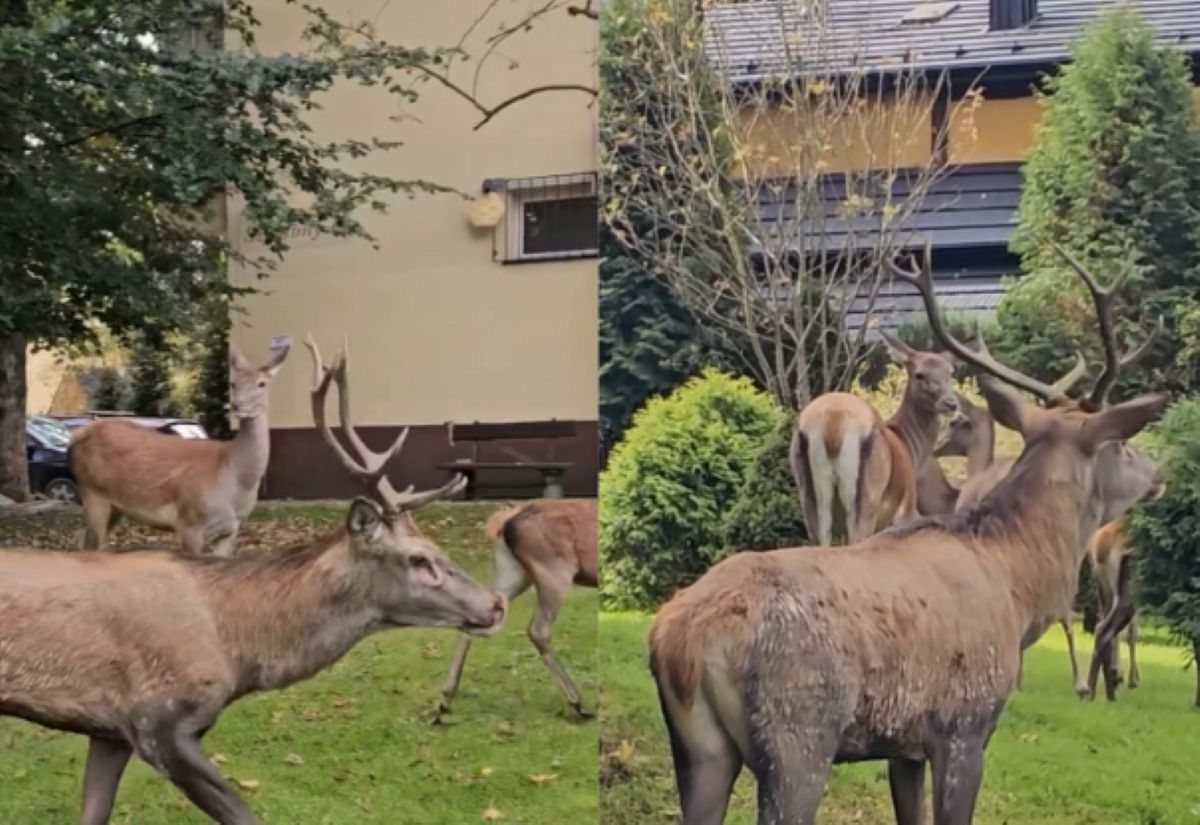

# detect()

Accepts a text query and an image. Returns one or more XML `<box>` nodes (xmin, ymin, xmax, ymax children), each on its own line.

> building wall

<box><xmin>739</xmin><ymin>94</ymin><xmax>932</xmax><ymax>177</ymax></box>
<box><xmin>229</xmin><ymin>1</ymin><xmax>598</xmax><ymax>497</ymax></box>
<box><xmin>948</xmin><ymin>95</ymin><xmax>1041</xmax><ymax>164</ymax></box>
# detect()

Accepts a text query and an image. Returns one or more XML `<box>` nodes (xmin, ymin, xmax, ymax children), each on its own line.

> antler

<box><xmin>1049</xmin><ymin>242</ymin><xmax>1161</xmax><ymax>409</ymax></box>
<box><xmin>885</xmin><ymin>243</ymin><xmax>1074</xmax><ymax>404</ymax></box>
<box><xmin>305</xmin><ymin>334</ymin><xmax>467</xmax><ymax>513</ymax></box>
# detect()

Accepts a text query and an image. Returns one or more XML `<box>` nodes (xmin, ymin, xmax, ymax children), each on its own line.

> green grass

<box><xmin>600</xmin><ymin>611</ymin><xmax>1200</xmax><ymax>825</ymax></box>
<box><xmin>0</xmin><ymin>501</ymin><xmax>597</xmax><ymax>825</ymax></box>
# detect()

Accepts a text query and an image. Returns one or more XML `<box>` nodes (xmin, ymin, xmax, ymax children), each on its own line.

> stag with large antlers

<box><xmin>650</xmin><ymin>243</ymin><xmax>1164</xmax><ymax>825</ymax></box>
<box><xmin>437</xmin><ymin>497</ymin><xmax>598</xmax><ymax>718</ymax></box>
<box><xmin>70</xmin><ymin>342</ymin><xmax>291</xmax><ymax>555</ymax></box>
<box><xmin>0</xmin><ymin>336</ymin><xmax>505</xmax><ymax>825</ymax></box>
<box><xmin>791</xmin><ymin>330</ymin><xmax>959</xmax><ymax>545</ymax></box>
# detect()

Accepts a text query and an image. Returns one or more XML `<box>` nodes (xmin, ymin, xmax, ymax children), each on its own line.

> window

<box><xmin>494</xmin><ymin>173</ymin><xmax>598</xmax><ymax>262</ymax></box>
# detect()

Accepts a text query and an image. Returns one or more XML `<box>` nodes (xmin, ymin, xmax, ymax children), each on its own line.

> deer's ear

<box><xmin>263</xmin><ymin>342</ymin><xmax>290</xmax><ymax>377</ymax></box>
<box><xmin>1080</xmin><ymin>394</ymin><xmax>1166</xmax><ymax>453</ymax></box>
<box><xmin>878</xmin><ymin>330</ymin><xmax>914</xmax><ymax>364</ymax></box>
<box><xmin>347</xmin><ymin>498</ymin><xmax>384</xmax><ymax>541</ymax></box>
<box><xmin>978</xmin><ymin>374</ymin><xmax>1034</xmax><ymax>435</ymax></box>
<box><xmin>229</xmin><ymin>348</ymin><xmax>252</xmax><ymax>372</ymax></box>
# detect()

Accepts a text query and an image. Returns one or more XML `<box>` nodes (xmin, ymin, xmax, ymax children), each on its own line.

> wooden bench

<box><xmin>436</xmin><ymin>421</ymin><xmax>576</xmax><ymax>499</ymax></box>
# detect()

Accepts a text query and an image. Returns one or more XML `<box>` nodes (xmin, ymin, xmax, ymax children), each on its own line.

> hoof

<box><xmin>573</xmin><ymin>704</ymin><xmax>596</xmax><ymax>720</ymax></box>
<box><xmin>1074</xmin><ymin>683</ymin><xmax>1090</xmax><ymax>698</ymax></box>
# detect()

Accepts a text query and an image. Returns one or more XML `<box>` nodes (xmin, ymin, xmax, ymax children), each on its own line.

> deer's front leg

<box><xmin>80</xmin><ymin>737</ymin><xmax>132</xmax><ymax>825</ymax></box>
<box><xmin>888</xmin><ymin>757</ymin><xmax>926</xmax><ymax>825</ymax></box>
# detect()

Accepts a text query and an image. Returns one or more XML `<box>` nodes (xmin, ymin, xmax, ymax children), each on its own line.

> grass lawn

<box><xmin>600</xmin><ymin>610</ymin><xmax>1200</xmax><ymax>825</ymax></box>
<box><xmin>0</xmin><ymin>501</ymin><xmax>597</xmax><ymax>825</ymax></box>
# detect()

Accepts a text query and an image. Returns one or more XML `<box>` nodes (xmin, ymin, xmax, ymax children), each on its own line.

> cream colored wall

<box><xmin>230</xmin><ymin>1</ymin><xmax>597</xmax><ymax>428</ymax></box>
<box><xmin>25</xmin><ymin>349</ymin><xmax>63</xmax><ymax>414</ymax></box>
<box><xmin>949</xmin><ymin>96</ymin><xmax>1041</xmax><ymax>164</ymax></box>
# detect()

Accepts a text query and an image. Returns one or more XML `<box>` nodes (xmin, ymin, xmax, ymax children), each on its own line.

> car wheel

<box><xmin>43</xmin><ymin>477</ymin><xmax>79</xmax><ymax>503</ymax></box>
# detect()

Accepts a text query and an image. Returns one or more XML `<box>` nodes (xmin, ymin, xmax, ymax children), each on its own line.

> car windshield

<box><xmin>27</xmin><ymin>416</ymin><xmax>72</xmax><ymax>449</ymax></box>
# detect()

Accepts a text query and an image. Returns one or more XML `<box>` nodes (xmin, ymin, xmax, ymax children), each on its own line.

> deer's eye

<box><xmin>914</xmin><ymin>372</ymin><xmax>926</xmax><ymax>381</ymax></box>
<box><xmin>257</xmin><ymin>379</ymin><xmax>267</xmax><ymax>388</ymax></box>
<box><xmin>410</xmin><ymin>555</ymin><xmax>433</xmax><ymax>573</ymax></box>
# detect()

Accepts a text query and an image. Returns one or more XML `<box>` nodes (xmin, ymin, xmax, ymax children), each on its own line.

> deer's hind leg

<box><xmin>657</xmin><ymin>683</ymin><xmax>743</xmax><ymax>825</ymax></box>
<box><xmin>526</xmin><ymin>561</ymin><xmax>590</xmax><ymax>718</ymax></box>
<box><xmin>80</xmin><ymin>496</ymin><xmax>115</xmax><ymax>550</ymax></box>
<box><xmin>743</xmin><ymin>682</ymin><xmax>845</xmax><ymax>825</ymax></box>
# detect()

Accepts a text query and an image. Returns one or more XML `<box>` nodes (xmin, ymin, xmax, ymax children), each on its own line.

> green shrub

<box><xmin>190</xmin><ymin>308</ymin><xmax>232</xmax><ymax>439</ymax></box>
<box><xmin>90</xmin><ymin>366</ymin><xmax>129</xmax><ymax>412</ymax></box>
<box><xmin>1129</xmin><ymin>396</ymin><xmax>1200</xmax><ymax>705</ymax></box>
<box><xmin>722</xmin><ymin>417</ymin><xmax>807</xmax><ymax>551</ymax></box>
<box><xmin>127</xmin><ymin>336</ymin><xmax>179</xmax><ymax>417</ymax></box>
<box><xmin>599</xmin><ymin>369</ymin><xmax>785</xmax><ymax>609</ymax></box>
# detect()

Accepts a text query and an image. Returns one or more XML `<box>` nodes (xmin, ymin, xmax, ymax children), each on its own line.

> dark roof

<box><xmin>845</xmin><ymin>264</ymin><xmax>1012</xmax><ymax>331</ymax></box>
<box><xmin>751</xmin><ymin>161</ymin><xmax>1022</xmax><ymax>256</ymax></box>
<box><xmin>705</xmin><ymin>0</ymin><xmax>1200</xmax><ymax>83</ymax></box>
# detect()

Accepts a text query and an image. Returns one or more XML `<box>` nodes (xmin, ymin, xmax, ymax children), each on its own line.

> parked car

<box><xmin>26</xmin><ymin>415</ymin><xmax>78</xmax><ymax>502</ymax></box>
<box><xmin>26</xmin><ymin>414</ymin><xmax>209</xmax><ymax>502</ymax></box>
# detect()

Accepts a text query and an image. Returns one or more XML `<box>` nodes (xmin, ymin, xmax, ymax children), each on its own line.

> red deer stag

<box><xmin>0</xmin><ymin>337</ymin><xmax>505</xmax><ymax>825</ymax></box>
<box><xmin>70</xmin><ymin>342</ymin><xmax>290</xmax><ymax>555</ymax></box>
<box><xmin>791</xmin><ymin>330</ymin><xmax>958</xmax><ymax>545</ymax></box>
<box><xmin>649</xmin><ymin>243</ymin><xmax>1163</xmax><ymax>825</ymax></box>
<box><xmin>437</xmin><ymin>498</ymin><xmax>598</xmax><ymax>718</ymax></box>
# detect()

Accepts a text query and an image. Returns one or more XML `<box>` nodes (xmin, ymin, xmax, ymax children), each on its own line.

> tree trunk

<box><xmin>0</xmin><ymin>333</ymin><xmax>29</xmax><ymax>501</ymax></box>
<box><xmin>1194</xmin><ymin>640</ymin><xmax>1200</xmax><ymax>709</ymax></box>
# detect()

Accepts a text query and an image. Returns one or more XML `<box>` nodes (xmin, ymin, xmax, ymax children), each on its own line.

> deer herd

<box><xmin>651</xmin><ymin>243</ymin><xmax>1172</xmax><ymax>825</ymax></box>
<box><xmin>0</xmin><ymin>335</ymin><xmax>596</xmax><ymax>825</ymax></box>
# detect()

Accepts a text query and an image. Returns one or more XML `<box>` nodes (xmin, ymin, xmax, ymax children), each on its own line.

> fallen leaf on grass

<box><xmin>495</xmin><ymin>720</ymin><xmax>514</xmax><ymax>735</ymax></box>
<box><xmin>482</xmin><ymin>805</ymin><xmax>505</xmax><ymax>821</ymax></box>
<box><xmin>1016</xmin><ymin>732</ymin><xmax>1039</xmax><ymax>744</ymax></box>
<box><xmin>480</xmin><ymin>766</ymin><xmax>495</xmax><ymax>778</ymax></box>
<box><xmin>527</xmin><ymin>773</ymin><xmax>559</xmax><ymax>786</ymax></box>
<box><xmin>605</xmin><ymin>739</ymin><xmax>636</xmax><ymax>768</ymax></box>
<box><xmin>13</xmin><ymin>768</ymin><xmax>26</xmax><ymax>779</ymax></box>
<box><xmin>235</xmin><ymin>779</ymin><xmax>260</xmax><ymax>791</ymax></box>
<box><xmin>209</xmin><ymin>753</ymin><xmax>229</xmax><ymax>766</ymax></box>
<box><xmin>284</xmin><ymin>753</ymin><xmax>305</xmax><ymax>766</ymax></box>
<box><xmin>331</xmin><ymin>695</ymin><xmax>355</xmax><ymax>709</ymax></box>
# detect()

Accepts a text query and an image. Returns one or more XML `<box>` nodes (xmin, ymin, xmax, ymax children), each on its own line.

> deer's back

<box><xmin>956</xmin><ymin>459</ymin><xmax>1014</xmax><ymax>511</ymax></box>
<box><xmin>0</xmin><ymin>549</ymin><xmax>230</xmax><ymax>735</ymax></box>
<box><xmin>71</xmin><ymin>420</ymin><xmax>228</xmax><ymax>516</ymax></box>
<box><xmin>495</xmin><ymin>498</ymin><xmax>598</xmax><ymax>585</ymax></box>
<box><xmin>651</xmin><ymin>530</ymin><xmax>1020</xmax><ymax>731</ymax></box>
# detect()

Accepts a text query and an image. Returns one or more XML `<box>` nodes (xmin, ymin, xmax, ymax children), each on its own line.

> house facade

<box><xmin>228</xmin><ymin>1</ymin><xmax>599</xmax><ymax>498</ymax></box>
<box><xmin>706</xmin><ymin>0</ymin><xmax>1200</xmax><ymax>328</ymax></box>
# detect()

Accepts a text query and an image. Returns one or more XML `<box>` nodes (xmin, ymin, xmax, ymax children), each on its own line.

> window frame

<box><xmin>499</xmin><ymin>173</ymin><xmax>599</xmax><ymax>263</ymax></box>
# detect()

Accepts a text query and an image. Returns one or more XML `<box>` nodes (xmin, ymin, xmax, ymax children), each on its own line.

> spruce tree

<box><xmin>992</xmin><ymin>5</ymin><xmax>1200</xmax><ymax>399</ymax></box>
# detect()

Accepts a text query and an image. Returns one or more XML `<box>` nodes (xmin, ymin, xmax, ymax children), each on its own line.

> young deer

<box><xmin>915</xmin><ymin>391</ymin><xmax>996</xmax><ymax>515</ymax></box>
<box><xmin>650</xmin><ymin>243</ymin><xmax>1163</xmax><ymax>825</ymax></box>
<box><xmin>791</xmin><ymin>331</ymin><xmax>958</xmax><ymax>545</ymax></box>
<box><xmin>437</xmin><ymin>498</ymin><xmax>598</xmax><ymax>718</ymax></box>
<box><xmin>70</xmin><ymin>343</ymin><xmax>290</xmax><ymax>555</ymax></box>
<box><xmin>0</xmin><ymin>337</ymin><xmax>506</xmax><ymax>825</ymax></box>
<box><xmin>1084</xmin><ymin>519</ymin><xmax>1143</xmax><ymax>700</ymax></box>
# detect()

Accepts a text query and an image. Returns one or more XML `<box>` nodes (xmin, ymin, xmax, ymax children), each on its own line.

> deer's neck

<box><xmin>970</xmin><ymin>453</ymin><xmax>1101</xmax><ymax>649</ymax></box>
<box><xmin>965</xmin><ymin>420</ymin><xmax>995</xmax><ymax>478</ymax></box>
<box><xmin>198</xmin><ymin>538</ymin><xmax>385</xmax><ymax>696</ymax></box>
<box><xmin>227</xmin><ymin>413</ymin><xmax>270</xmax><ymax>488</ymax></box>
<box><xmin>887</xmin><ymin>391</ymin><xmax>940</xmax><ymax>467</ymax></box>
